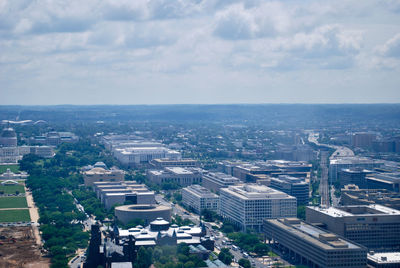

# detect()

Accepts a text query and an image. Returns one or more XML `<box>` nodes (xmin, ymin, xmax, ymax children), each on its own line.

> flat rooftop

<box><xmin>368</xmin><ymin>252</ymin><xmax>400</xmax><ymax>264</ymax></box>
<box><xmin>222</xmin><ymin>184</ymin><xmax>295</xmax><ymax>200</ymax></box>
<box><xmin>307</xmin><ymin>204</ymin><xmax>400</xmax><ymax>217</ymax></box>
<box><xmin>183</xmin><ymin>185</ymin><xmax>218</xmax><ymax>198</ymax></box>
<box><xmin>266</xmin><ymin>218</ymin><xmax>362</xmax><ymax>250</ymax></box>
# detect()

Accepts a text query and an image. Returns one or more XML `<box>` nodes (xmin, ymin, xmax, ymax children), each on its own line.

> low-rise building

<box><xmin>220</xmin><ymin>184</ymin><xmax>297</xmax><ymax>232</ymax></box>
<box><xmin>306</xmin><ymin>205</ymin><xmax>400</xmax><ymax>251</ymax></box>
<box><xmin>368</xmin><ymin>252</ymin><xmax>400</xmax><ymax>268</ymax></box>
<box><xmin>114</xmin><ymin>147</ymin><xmax>181</xmax><ymax>167</ymax></box>
<box><xmin>147</xmin><ymin>167</ymin><xmax>202</xmax><ymax>187</ymax></box>
<box><xmin>263</xmin><ymin>218</ymin><xmax>367</xmax><ymax>268</ymax></box>
<box><xmin>182</xmin><ymin>185</ymin><xmax>219</xmax><ymax>214</ymax></box>
<box><xmin>83</xmin><ymin>162</ymin><xmax>125</xmax><ymax>187</ymax></box>
<box><xmin>150</xmin><ymin>158</ymin><xmax>198</xmax><ymax>168</ymax></box>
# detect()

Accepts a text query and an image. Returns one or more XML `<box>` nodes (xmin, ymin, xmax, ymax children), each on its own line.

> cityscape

<box><xmin>1</xmin><ymin>0</ymin><xmax>400</xmax><ymax>268</ymax></box>
<box><xmin>0</xmin><ymin>105</ymin><xmax>399</xmax><ymax>268</ymax></box>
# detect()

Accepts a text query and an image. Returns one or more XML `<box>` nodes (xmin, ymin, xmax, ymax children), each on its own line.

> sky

<box><xmin>1</xmin><ymin>0</ymin><xmax>400</xmax><ymax>105</ymax></box>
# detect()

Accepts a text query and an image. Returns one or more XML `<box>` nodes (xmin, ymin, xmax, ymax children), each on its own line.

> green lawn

<box><xmin>0</xmin><ymin>209</ymin><xmax>30</xmax><ymax>222</ymax></box>
<box><xmin>0</xmin><ymin>164</ymin><xmax>20</xmax><ymax>173</ymax></box>
<box><xmin>0</xmin><ymin>184</ymin><xmax>25</xmax><ymax>194</ymax></box>
<box><xmin>0</xmin><ymin>197</ymin><xmax>28</xmax><ymax>208</ymax></box>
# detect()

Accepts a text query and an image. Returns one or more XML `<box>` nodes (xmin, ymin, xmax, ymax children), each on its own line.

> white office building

<box><xmin>220</xmin><ymin>184</ymin><xmax>297</xmax><ymax>232</ymax></box>
<box><xmin>114</xmin><ymin>147</ymin><xmax>181</xmax><ymax>166</ymax></box>
<box><xmin>182</xmin><ymin>185</ymin><xmax>219</xmax><ymax>214</ymax></box>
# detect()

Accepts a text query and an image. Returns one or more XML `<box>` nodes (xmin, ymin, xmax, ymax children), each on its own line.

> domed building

<box><xmin>0</xmin><ymin>128</ymin><xmax>17</xmax><ymax>147</ymax></box>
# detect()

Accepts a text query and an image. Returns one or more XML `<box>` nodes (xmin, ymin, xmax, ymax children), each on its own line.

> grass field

<box><xmin>0</xmin><ymin>184</ymin><xmax>25</xmax><ymax>195</ymax></box>
<box><xmin>0</xmin><ymin>209</ymin><xmax>30</xmax><ymax>222</ymax></box>
<box><xmin>0</xmin><ymin>165</ymin><xmax>20</xmax><ymax>173</ymax></box>
<box><xmin>0</xmin><ymin>197</ymin><xmax>28</xmax><ymax>209</ymax></box>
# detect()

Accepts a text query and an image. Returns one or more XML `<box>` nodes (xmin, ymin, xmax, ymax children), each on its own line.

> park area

<box><xmin>0</xmin><ymin>183</ymin><xmax>25</xmax><ymax>195</ymax></box>
<box><xmin>0</xmin><ymin>196</ymin><xmax>28</xmax><ymax>209</ymax></box>
<box><xmin>0</xmin><ymin>164</ymin><xmax>19</xmax><ymax>173</ymax></box>
<box><xmin>0</xmin><ymin>209</ymin><xmax>30</xmax><ymax>222</ymax></box>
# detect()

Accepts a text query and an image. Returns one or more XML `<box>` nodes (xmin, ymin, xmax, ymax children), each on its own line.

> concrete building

<box><xmin>306</xmin><ymin>205</ymin><xmax>400</xmax><ymax>251</ymax></box>
<box><xmin>30</xmin><ymin>131</ymin><xmax>79</xmax><ymax>146</ymax></box>
<box><xmin>0</xmin><ymin>145</ymin><xmax>54</xmax><ymax>163</ymax></box>
<box><xmin>269</xmin><ymin>175</ymin><xmax>309</xmax><ymax>206</ymax></box>
<box><xmin>0</xmin><ymin>128</ymin><xmax>17</xmax><ymax>147</ymax></box>
<box><xmin>93</xmin><ymin>181</ymin><xmax>155</xmax><ymax>210</ymax></box>
<box><xmin>147</xmin><ymin>167</ymin><xmax>203</xmax><ymax>187</ymax></box>
<box><xmin>367</xmin><ymin>172</ymin><xmax>400</xmax><ymax>193</ymax></box>
<box><xmin>181</xmin><ymin>185</ymin><xmax>219</xmax><ymax>214</ymax></box>
<box><xmin>0</xmin><ymin>168</ymin><xmax>28</xmax><ymax>180</ymax></box>
<box><xmin>83</xmin><ymin>162</ymin><xmax>125</xmax><ymax>187</ymax></box>
<box><xmin>220</xmin><ymin>184</ymin><xmax>297</xmax><ymax>232</ymax></box>
<box><xmin>150</xmin><ymin>158</ymin><xmax>198</xmax><ymax>168</ymax></box>
<box><xmin>341</xmin><ymin>184</ymin><xmax>400</xmax><ymax>210</ymax></box>
<box><xmin>263</xmin><ymin>218</ymin><xmax>367</xmax><ymax>268</ymax></box>
<box><xmin>329</xmin><ymin>157</ymin><xmax>384</xmax><ymax>181</ymax></box>
<box><xmin>338</xmin><ymin>168</ymin><xmax>374</xmax><ymax>188</ymax></box>
<box><xmin>351</xmin><ymin>132</ymin><xmax>377</xmax><ymax>148</ymax></box>
<box><xmin>114</xmin><ymin>204</ymin><xmax>172</xmax><ymax>225</ymax></box>
<box><xmin>201</xmin><ymin>172</ymin><xmax>241</xmax><ymax>193</ymax></box>
<box><xmin>368</xmin><ymin>252</ymin><xmax>400</xmax><ymax>268</ymax></box>
<box><xmin>114</xmin><ymin>147</ymin><xmax>181</xmax><ymax>167</ymax></box>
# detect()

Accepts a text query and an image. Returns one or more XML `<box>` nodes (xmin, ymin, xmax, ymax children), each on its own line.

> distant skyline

<box><xmin>1</xmin><ymin>0</ymin><xmax>400</xmax><ymax>105</ymax></box>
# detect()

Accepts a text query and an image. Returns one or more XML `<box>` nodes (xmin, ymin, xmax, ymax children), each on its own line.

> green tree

<box><xmin>238</xmin><ymin>258</ymin><xmax>251</xmax><ymax>268</ymax></box>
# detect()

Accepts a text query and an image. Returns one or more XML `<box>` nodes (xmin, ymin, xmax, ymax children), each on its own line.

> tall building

<box><xmin>181</xmin><ymin>185</ymin><xmax>219</xmax><ymax>214</ymax></box>
<box><xmin>269</xmin><ymin>175</ymin><xmax>309</xmax><ymax>206</ymax></box>
<box><xmin>147</xmin><ymin>167</ymin><xmax>203</xmax><ymax>186</ymax></box>
<box><xmin>306</xmin><ymin>205</ymin><xmax>400</xmax><ymax>251</ymax></box>
<box><xmin>83</xmin><ymin>162</ymin><xmax>125</xmax><ymax>187</ymax></box>
<box><xmin>351</xmin><ymin>132</ymin><xmax>377</xmax><ymax>148</ymax></box>
<box><xmin>263</xmin><ymin>218</ymin><xmax>367</xmax><ymax>268</ymax></box>
<box><xmin>219</xmin><ymin>184</ymin><xmax>296</xmax><ymax>232</ymax></box>
<box><xmin>201</xmin><ymin>172</ymin><xmax>241</xmax><ymax>193</ymax></box>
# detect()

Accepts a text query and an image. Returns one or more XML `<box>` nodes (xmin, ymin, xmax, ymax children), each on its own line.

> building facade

<box><xmin>269</xmin><ymin>175</ymin><xmax>309</xmax><ymax>206</ymax></box>
<box><xmin>219</xmin><ymin>184</ymin><xmax>296</xmax><ymax>232</ymax></box>
<box><xmin>147</xmin><ymin>167</ymin><xmax>203</xmax><ymax>186</ymax></box>
<box><xmin>306</xmin><ymin>205</ymin><xmax>400</xmax><ymax>251</ymax></box>
<box><xmin>83</xmin><ymin>162</ymin><xmax>125</xmax><ymax>187</ymax></box>
<box><xmin>263</xmin><ymin>218</ymin><xmax>367</xmax><ymax>268</ymax></box>
<box><xmin>181</xmin><ymin>185</ymin><xmax>219</xmax><ymax>214</ymax></box>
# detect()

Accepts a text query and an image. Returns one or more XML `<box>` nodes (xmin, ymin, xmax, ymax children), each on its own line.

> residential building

<box><xmin>351</xmin><ymin>132</ymin><xmax>377</xmax><ymax>148</ymax></box>
<box><xmin>269</xmin><ymin>175</ymin><xmax>309</xmax><ymax>205</ymax></box>
<box><xmin>147</xmin><ymin>167</ymin><xmax>202</xmax><ymax>186</ymax></box>
<box><xmin>219</xmin><ymin>184</ymin><xmax>297</xmax><ymax>232</ymax></box>
<box><xmin>263</xmin><ymin>218</ymin><xmax>367</xmax><ymax>268</ymax></box>
<box><xmin>201</xmin><ymin>172</ymin><xmax>241</xmax><ymax>193</ymax></box>
<box><xmin>181</xmin><ymin>185</ymin><xmax>219</xmax><ymax>214</ymax></box>
<box><xmin>306</xmin><ymin>205</ymin><xmax>400</xmax><ymax>251</ymax></box>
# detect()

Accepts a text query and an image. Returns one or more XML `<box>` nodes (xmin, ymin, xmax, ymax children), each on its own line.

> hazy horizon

<box><xmin>1</xmin><ymin>0</ymin><xmax>400</xmax><ymax>105</ymax></box>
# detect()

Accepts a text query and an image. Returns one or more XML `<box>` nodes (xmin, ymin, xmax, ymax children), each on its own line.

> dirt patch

<box><xmin>0</xmin><ymin>226</ymin><xmax>50</xmax><ymax>268</ymax></box>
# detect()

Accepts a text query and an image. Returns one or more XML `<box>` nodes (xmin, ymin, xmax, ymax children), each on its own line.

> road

<box><xmin>308</xmin><ymin>132</ymin><xmax>354</xmax><ymax>159</ymax></box>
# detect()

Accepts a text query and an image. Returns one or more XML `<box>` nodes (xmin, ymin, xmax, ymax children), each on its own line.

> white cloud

<box><xmin>377</xmin><ymin>33</ymin><xmax>400</xmax><ymax>58</ymax></box>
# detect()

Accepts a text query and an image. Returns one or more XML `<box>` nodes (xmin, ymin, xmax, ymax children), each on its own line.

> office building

<box><xmin>351</xmin><ymin>132</ymin><xmax>377</xmax><ymax>148</ymax></box>
<box><xmin>220</xmin><ymin>184</ymin><xmax>296</xmax><ymax>232</ymax></box>
<box><xmin>306</xmin><ymin>205</ymin><xmax>400</xmax><ymax>251</ymax></box>
<box><xmin>83</xmin><ymin>162</ymin><xmax>125</xmax><ymax>187</ymax></box>
<box><xmin>329</xmin><ymin>157</ymin><xmax>384</xmax><ymax>181</ymax></box>
<box><xmin>30</xmin><ymin>131</ymin><xmax>79</xmax><ymax>146</ymax></box>
<box><xmin>150</xmin><ymin>158</ymin><xmax>198</xmax><ymax>168</ymax></box>
<box><xmin>147</xmin><ymin>167</ymin><xmax>202</xmax><ymax>186</ymax></box>
<box><xmin>182</xmin><ymin>185</ymin><xmax>219</xmax><ymax>214</ymax></box>
<box><xmin>341</xmin><ymin>185</ymin><xmax>400</xmax><ymax>210</ymax></box>
<box><xmin>270</xmin><ymin>175</ymin><xmax>309</xmax><ymax>205</ymax></box>
<box><xmin>263</xmin><ymin>218</ymin><xmax>367</xmax><ymax>268</ymax></box>
<box><xmin>367</xmin><ymin>172</ymin><xmax>400</xmax><ymax>193</ymax></box>
<box><xmin>0</xmin><ymin>145</ymin><xmax>54</xmax><ymax>163</ymax></box>
<box><xmin>201</xmin><ymin>172</ymin><xmax>241</xmax><ymax>193</ymax></box>
<box><xmin>368</xmin><ymin>252</ymin><xmax>400</xmax><ymax>268</ymax></box>
<box><xmin>338</xmin><ymin>168</ymin><xmax>374</xmax><ymax>188</ymax></box>
<box><xmin>114</xmin><ymin>147</ymin><xmax>181</xmax><ymax>167</ymax></box>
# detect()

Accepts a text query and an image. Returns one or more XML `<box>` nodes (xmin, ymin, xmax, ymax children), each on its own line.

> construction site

<box><xmin>0</xmin><ymin>226</ymin><xmax>49</xmax><ymax>268</ymax></box>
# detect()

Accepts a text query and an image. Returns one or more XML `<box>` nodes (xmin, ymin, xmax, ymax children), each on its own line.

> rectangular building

<box><xmin>114</xmin><ymin>147</ymin><xmax>181</xmax><ymax>167</ymax></box>
<box><xmin>147</xmin><ymin>167</ymin><xmax>203</xmax><ymax>187</ymax></box>
<box><xmin>306</xmin><ymin>205</ymin><xmax>400</xmax><ymax>251</ymax></box>
<box><xmin>263</xmin><ymin>218</ymin><xmax>367</xmax><ymax>268</ymax></box>
<box><xmin>201</xmin><ymin>172</ymin><xmax>241</xmax><ymax>193</ymax></box>
<box><xmin>83</xmin><ymin>163</ymin><xmax>125</xmax><ymax>187</ymax></box>
<box><xmin>182</xmin><ymin>185</ymin><xmax>219</xmax><ymax>214</ymax></box>
<box><xmin>329</xmin><ymin>157</ymin><xmax>383</xmax><ymax>182</ymax></box>
<box><xmin>270</xmin><ymin>175</ymin><xmax>309</xmax><ymax>206</ymax></box>
<box><xmin>150</xmin><ymin>158</ymin><xmax>198</xmax><ymax>168</ymax></box>
<box><xmin>219</xmin><ymin>184</ymin><xmax>296</xmax><ymax>232</ymax></box>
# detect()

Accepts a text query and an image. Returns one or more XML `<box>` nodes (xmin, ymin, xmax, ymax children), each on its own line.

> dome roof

<box><xmin>1</xmin><ymin>128</ymin><xmax>16</xmax><ymax>138</ymax></box>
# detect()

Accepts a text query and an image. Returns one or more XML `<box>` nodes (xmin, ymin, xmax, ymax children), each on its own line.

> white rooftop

<box><xmin>368</xmin><ymin>252</ymin><xmax>400</xmax><ymax>264</ymax></box>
